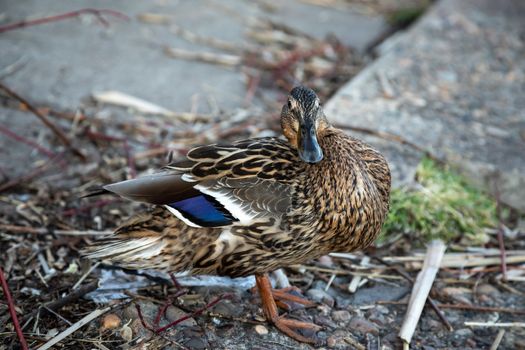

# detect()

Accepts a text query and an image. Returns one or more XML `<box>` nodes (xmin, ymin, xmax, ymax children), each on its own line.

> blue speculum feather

<box><xmin>169</xmin><ymin>194</ymin><xmax>235</xmax><ymax>227</ymax></box>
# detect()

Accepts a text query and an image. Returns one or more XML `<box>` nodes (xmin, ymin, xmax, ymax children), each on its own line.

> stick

<box><xmin>465</xmin><ymin>322</ymin><xmax>525</xmax><ymax>328</ymax></box>
<box><xmin>72</xmin><ymin>262</ymin><xmax>100</xmax><ymax>290</ymax></box>
<box><xmin>37</xmin><ymin>306</ymin><xmax>112</xmax><ymax>350</ymax></box>
<box><xmin>0</xmin><ymin>8</ymin><xmax>129</xmax><ymax>33</ymax></box>
<box><xmin>171</xmin><ymin>25</ymin><xmax>243</xmax><ymax>53</ymax></box>
<box><xmin>21</xmin><ymin>280</ymin><xmax>99</xmax><ymax>327</ymax></box>
<box><xmin>378</xmin><ymin>301</ymin><xmax>525</xmax><ymax>315</ymax></box>
<box><xmin>373</xmin><ymin>256</ymin><xmax>453</xmax><ymax>331</ymax></box>
<box><xmin>0</xmin><ymin>83</ymin><xmax>85</xmax><ymax>159</ymax></box>
<box><xmin>399</xmin><ymin>240</ymin><xmax>446</xmax><ymax>346</ymax></box>
<box><xmin>164</xmin><ymin>47</ymin><xmax>242</xmax><ymax>67</ymax></box>
<box><xmin>0</xmin><ymin>224</ymin><xmax>112</xmax><ymax>236</ymax></box>
<box><xmin>348</xmin><ymin>256</ymin><xmax>370</xmax><ymax>293</ymax></box>
<box><xmin>438</xmin><ymin>303</ymin><xmax>525</xmax><ymax>315</ymax></box>
<box><xmin>490</xmin><ymin>330</ymin><xmax>505</xmax><ymax>350</ymax></box>
<box><xmin>0</xmin><ymin>267</ymin><xmax>29</xmax><ymax>350</ymax></box>
<box><xmin>0</xmin><ymin>125</ymin><xmax>56</xmax><ymax>158</ymax></box>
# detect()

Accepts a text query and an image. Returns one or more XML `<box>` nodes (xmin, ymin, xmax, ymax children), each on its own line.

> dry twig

<box><xmin>465</xmin><ymin>322</ymin><xmax>525</xmax><ymax>328</ymax></box>
<box><xmin>0</xmin><ymin>8</ymin><xmax>128</xmax><ymax>33</ymax></box>
<box><xmin>164</xmin><ymin>47</ymin><xmax>242</xmax><ymax>67</ymax></box>
<box><xmin>37</xmin><ymin>304</ymin><xmax>122</xmax><ymax>350</ymax></box>
<box><xmin>0</xmin><ymin>83</ymin><xmax>85</xmax><ymax>159</ymax></box>
<box><xmin>21</xmin><ymin>280</ymin><xmax>99</xmax><ymax>327</ymax></box>
<box><xmin>490</xmin><ymin>329</ymin><xmax>505</xmax><ymax>350</ymax></box>
<box><xmin>399</xmin><ymin>240</ymin><xmax>446</xmax><ymax>347</ymax></box>
<box><xmin>373</xmin><ymin>256</ymin><xmax>452</xmax><ymax>331</ymax></box>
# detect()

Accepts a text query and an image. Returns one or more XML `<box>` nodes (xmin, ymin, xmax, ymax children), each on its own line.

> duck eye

<box><xmin>287</xmin><ymin>100</ymin><xmax>293</xmax><ymax>109</ymax></box>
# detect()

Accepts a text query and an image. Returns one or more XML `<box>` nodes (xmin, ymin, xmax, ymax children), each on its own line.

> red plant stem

<box><xmin>155</xmin><ymin>294</ymin><xmax>232</xmax><ymax>334</ymax></box>
<box><xmin>153</xmin><ymin>289</ymin><xmax>187</xmax><ymax>327</ymax></box>
<box><xmin>0</xmin><ymin>125</ymin><xmax>56</xmax><ymax>158</ymax></box>
<box><xmin>135</xmin><ymin>293</ymin><xmax>233</xmax><ymax>334</ymax></box>
<box><xmin>0</xmin><ymin>83</ymin><xmax>85</xmax><ymax>160</ymax></box>
<box><xmin>0</xmin><ymin>267</ymin><xmax>29</xmax><ymax>350</ymax></box>
<box><xmin>0</xmin><ymin>8</ymin><xmax>129</xmax><ymax>33</ymax></box>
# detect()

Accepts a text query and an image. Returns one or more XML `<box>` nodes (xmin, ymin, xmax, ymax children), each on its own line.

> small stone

<box><xmin>349</xmin><ymin>316</ymin><xmax>379</xmax><ymax>335</ymax></box>
<box><xmin>326</xmin><ymin>329</ymin><xmax>353</xmax><ymax>348</ymax></box>
<box><xmin>326</xmin><ymin>335</ymin><xmax>337</xmax><ymax>348</ymax></box>
<box><xmin>101</xmin><ymin>314</ymin><xmax>121</xmax><ymax>330</ymax></box>
<box><xmin>318</xmin><ymin>255</ymin><xmax>334</xmax><ymax>267</ymax></box>
<box><xmin>476</xmin><ymin>284</ymin><xmax>500</xmax><ymax>297</ymax></box>
<box><xmin>185</xmin><ymin>337</ymin><xmax>207</xmax><ymax>349</ymax></box>
<box><xmin>306</xmin><ymin>289</ymin><xmax>335</xmax><ymax>307</ymax></box>
<box><xmin>254</xmin><ymin>324</ymin><xmax>268</xmax><ymax>335</ymax></box>
<box><xmin>314</xmin><ymin>315</ymin><xmax>337</xmax><ymax>328</ymax></box>
<box><xmin>454</xmin><ymin>328</ymin><xmax>474</xmax><ymax>338</ymax></box>
<box><xmin>317</xmin><ymin>303</ymin><xmax>332</xmax><ymax>316</ymax></box>
<box><xmin>331</xmin><ymin>310</ymin><xmax>351</xmax><ymax>322</ymax></box>
<box><xmin>119</xmin><ymin>325</ymin><xmax>133</xmax><ymax>342</ymax></box>
<box><xmin>45</xmin><ymin>328</ymin><xmax>59</xmax><ymax>339</ymax></box>
<box><xmin>213</xmin><ymin>299</ymin><xmax>244</xmax><ymax>317</ymax></box>
<box><xmin>442</xmin><ymin>287</ymin><xmax>472</xmax><ymax>305</ymax></box>
<box><xmin>166</xmin><ymin>306</ymin><xmax>197</xmax><ymax>327</ymax></box>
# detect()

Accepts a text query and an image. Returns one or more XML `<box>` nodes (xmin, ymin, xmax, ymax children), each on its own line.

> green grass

<box><xmin>387</xmin><ymin>4</ymin><xmax>429</xmax><ymax>29</ymax></box>
<box><xmin>380</xmin><ymin>158</ymin><xmax>497</xmax><ymax>245</ymax></box>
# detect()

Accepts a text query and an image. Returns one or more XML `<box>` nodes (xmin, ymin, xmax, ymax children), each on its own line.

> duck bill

<box><xmin>298</xmin><ymin>125</ymin><xmax>323</xmax><ymax>164</ymax></box>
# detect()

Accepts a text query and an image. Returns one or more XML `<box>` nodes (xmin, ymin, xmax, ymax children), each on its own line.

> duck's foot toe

<box><xmin>271</xmin><ymin>316</ymin><xmax>322</xmax><ymax>345</ymax></box>
<box><xmin>272</xmin><ymin>287</ymin><xmax>316</xmax><ymax>310</ymax></box>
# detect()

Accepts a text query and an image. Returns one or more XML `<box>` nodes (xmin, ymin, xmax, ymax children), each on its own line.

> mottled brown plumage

<box><xmin>84</xmin><ymin>86</ymin><xmax>390</xmax><ymax>343</ymax></box>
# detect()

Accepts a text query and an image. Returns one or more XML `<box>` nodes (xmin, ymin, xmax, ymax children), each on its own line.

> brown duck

<box><xmin>84</xmin><ymin>86</ymin><xmax>391</xmax><ymax>343</ymax></box>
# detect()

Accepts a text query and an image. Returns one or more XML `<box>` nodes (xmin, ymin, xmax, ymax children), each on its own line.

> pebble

<box><xmin>442</xmin><ymin>287</ymin><xmax>472</xmax><ymax>305</ymax></box>
<box><xmin>254</xmin><ymin>324</ymin><xmax>268</xmax><ymax>335</ymax></box>
<box><xmin>326</xmin><ymin>329</ymin><xmax>352</xmax><ymax>349</ymax></box>
<box><xmin>314</xmin><ymin>315</ymin><xmax>337</xmax><ymax>328</ymax></box>
<box><xmin>166</xmin><ymin>306</ymin><xmax>197</xmax><ymax>327</ymax></box>
<box><xmin>453</xmin><ymin>328</ymin><xmax>474</xmax><ymax>338</ymax></box>
<box><xmin>348</xmin><ymin>316</ymin><xmax>379</xmax><ymax>335</ymax></box>
<box><xmin>326</xmin><ymin>336</ymin><xmax>337</xmax><ymax>348</ymax></box>
<box><xmin>213</xmin><ymin>299</ymin><xmax>244</xmax><ymax>317</ymax></box>
<box><xmin>420</xmin><ymin>318</ymin><xmax>443</xmax><ymax>332</ymax></box>
<box><xmin>185</xmin><ymin>337</ymin><xmax>207</xmax><ymax>349</ymax></box>
<box><xmin>119</xmin><ymin>325</ymin><xmax>133</xmax><ymax>342</ymax></box>
<box><xmin>476</xmin><ymin>284</ymin><xmax>500</xmax><ymax>297</ymax></box>
<box><xmin>306</xmin><ymin>288</ymin><xmax>335</xmax><ymax>307</ymax></box>
<box><xmin>331</xmin><ymin>310</ymin><xmax>351</xmax><ymax>322</ymax></box>
<box><xmin>317</xmin><ymin>303</ymin><xmax>332</xmax><ymax>316</ymax></box>
<box><xmin>101</xmin><ymin>313</ymin><xmax>121</xmax><ymax>330</ymax></box>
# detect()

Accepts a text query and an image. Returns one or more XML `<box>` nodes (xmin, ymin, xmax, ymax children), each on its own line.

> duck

<box><xmin>84</xmin><ymin>86</ymin><xmax>391</xmax><ymax>344</ymax></box>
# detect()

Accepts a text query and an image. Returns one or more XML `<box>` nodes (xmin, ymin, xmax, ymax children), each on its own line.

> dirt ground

<box><xmin>1</xmin><ymin>1</ymin><xmax>525</xmax><ymax>350</ymax></box>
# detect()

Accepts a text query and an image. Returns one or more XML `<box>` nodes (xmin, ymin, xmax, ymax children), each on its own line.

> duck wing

<box><xmin>102</xmin><ymin>137</ymin><xmax>300</xmax><ymax>228</ymax></box>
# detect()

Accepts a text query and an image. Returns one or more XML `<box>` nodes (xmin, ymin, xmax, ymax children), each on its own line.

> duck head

<box><xmin>281</xmin><ymin>86</ymin><xmax>329</xmax><ymax>164</ymax></box>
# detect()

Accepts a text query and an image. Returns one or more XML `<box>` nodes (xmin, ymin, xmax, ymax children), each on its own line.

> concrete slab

<box><xmin>0</xmin><ymin>0</ymin><xmax>385</xmax><ymax>113</ymax></box>
<box><xmin>325</xmin><ymin>0</ymin><xmax>525</xmax><ymax>211</ymax></box>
